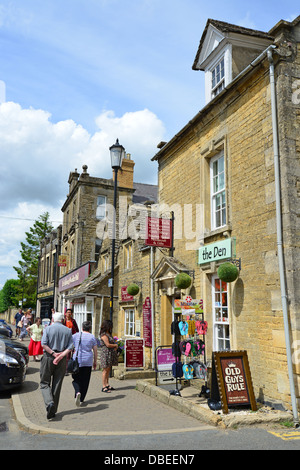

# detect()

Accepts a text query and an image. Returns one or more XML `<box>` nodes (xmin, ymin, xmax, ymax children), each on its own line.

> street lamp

<box><xmin>109</xmin><ymin>139</ymin><xmax>125</xmax><ymax>322</ymax></box>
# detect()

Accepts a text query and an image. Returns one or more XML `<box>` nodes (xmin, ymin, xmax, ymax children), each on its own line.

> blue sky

<box><xmin>0</xmin><ymin>0</ymin><xmax>298</xmax><ymax>289</ymax></box>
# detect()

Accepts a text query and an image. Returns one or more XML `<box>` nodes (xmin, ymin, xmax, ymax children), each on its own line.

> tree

<box><xmin>13</xmin><ymin>212</ymin><xmax>54</xmax><ymax>308</ymax></box>
<box><xmin>0</xmin><ymin>279</ymin><xmax>21</xmax><ymax>312</ymax></box>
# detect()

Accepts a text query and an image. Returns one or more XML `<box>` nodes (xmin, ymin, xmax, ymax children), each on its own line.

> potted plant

<box><xmin>126</xmin><ymin>283</ymin><xmax>140</xmax><ymax>296</ymax></box>
<box><xmin>175</xmin><ymin>273</ymin><xmax>192</xmax><ymax>289</ymax></box>
<box><xmin>217</xmin><ymin>262</ymin><xmax>239</xmax><ymax>283</ymax></box>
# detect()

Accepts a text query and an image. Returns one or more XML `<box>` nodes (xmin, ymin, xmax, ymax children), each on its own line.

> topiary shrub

<box><xmin>217</xmin><ymin>262</ymin><xmax>239</xmax><ymax>283</ymax></box>
<box><xmin>175</xmin><ymin>273</ymin><xmax>192</xmax><ymax>289</ymax></box>
<box><xmin>126</xmin><ymin>283</ymin><xmax>140</xmax><ymax>296</ymax></box>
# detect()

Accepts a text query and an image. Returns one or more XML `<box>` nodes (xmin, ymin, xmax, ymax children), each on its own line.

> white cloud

<box><xmin>0</xmin><ymin>101</ymin><xmax>165</xmax><ymax>287</ymax></box>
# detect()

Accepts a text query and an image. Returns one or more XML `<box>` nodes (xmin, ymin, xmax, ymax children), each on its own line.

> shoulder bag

<box><xmin>67</xmin><ymin>332</ymin><xmax>82</xmax><ymax>375</ymax></box>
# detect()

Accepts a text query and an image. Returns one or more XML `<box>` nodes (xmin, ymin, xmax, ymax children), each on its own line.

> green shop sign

<box><xmin>198</xmin><ymin>238</ymin><xmax>232</xmax><ymax>265</ymax></box>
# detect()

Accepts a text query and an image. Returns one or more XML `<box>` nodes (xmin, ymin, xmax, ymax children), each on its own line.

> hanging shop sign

<box><xmin>143</xmin><ymin>297</ymin><xmax>152</xmax><ymax>348</ymax></box>
<box><xmin>145</xmin><ymin>216</ymin><xmax>172</xmax><ymax>248</ymax></box>
<box><xmin>120</xmin><ymin>286</ymin><xmax>134</xmax><ymax>302</ymax></box>
<box><xmin>58</xmin><ymin>255</ymin><xmax>68</xmax><ymax>267</ymax></box>
<box><xmin>212</xmin><ymin>350</ymin><xmax>257</xmax><ymax>414</ymax></box>
<box><xmin>198</xmin><ymin>238</ymin><xmax>232</xmax><ymax>265</ymax></box>
<box><xmin>174</xmin><ymin>297</ymin><xmax>203</xmax><ymax>314</ymax></box>
<box><xmin>125</xmin><ymin>339</ymin><xmax>144</xmax><ymax>369</ymax></box>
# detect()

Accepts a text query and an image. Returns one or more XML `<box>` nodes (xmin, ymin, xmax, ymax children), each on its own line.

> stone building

<box><xmin>57</xmin><ymin>157</ymin><xmax>158</xmax><ymax>338</ymax></box>
<box><xmin>149</xmin><ymin>17</ymin><xmax>300</xmax><ymax>414</ymax></box>
<box><xmin>36</xmin><ymin>225</ymin><xmax>62</xmax><ymax>318</ymax></box>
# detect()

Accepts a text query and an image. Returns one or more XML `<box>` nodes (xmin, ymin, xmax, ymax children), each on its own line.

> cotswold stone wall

<box><xmin>156</xmin><ymin>39</ymin><xmax>300</xmax><ymax>409</ymax></box>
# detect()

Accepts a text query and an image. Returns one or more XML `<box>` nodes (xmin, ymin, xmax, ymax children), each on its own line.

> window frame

<box><xmin>211</xmin><ymin>56</ymin><xmax>225</xmax><ymax>98</ymax></box>
<box><xmin>210</xmin><ymin>151</ymin><xmax>226</xmax><ymax>230</ymax></box>
<box><xmin>212</xmin><ymin>274</ymin><xmax>230</xmax><ymax>352</ymax></box>
<box><xmin>96</xmin><ymin>195</ymin><xmax>107</xmax><ymax>220</ymax></box>
<box><xmin>124</xmin><ymin>308</ymin><xmax>135</xmax><ymax>337</ymax></box>
<box><xmin>123</xmin><ymin>241</ymin><xmax>133</xmax><ymax>271</ymax></box>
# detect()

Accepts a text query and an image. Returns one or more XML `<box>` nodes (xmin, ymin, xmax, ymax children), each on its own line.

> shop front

<box><xmin>36</xmin><ymin>289</ymin><xmax>55</xmax><ymax>320</ymax></box>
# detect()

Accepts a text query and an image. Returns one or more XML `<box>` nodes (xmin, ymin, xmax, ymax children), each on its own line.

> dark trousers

<box><xmin>40</xmin><ymin>354</ymin><xmax>67</xmax><ymax>413</ymax></box>
<box><xmin>72</xmin><ymin>367</ymin><xmax>92</xmax><ymax>403</ymax></box>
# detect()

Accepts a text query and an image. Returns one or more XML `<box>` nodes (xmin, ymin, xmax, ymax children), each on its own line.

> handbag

<box><xmin>67</xmin><ymin>332</ymin><xmax>82</xmax><ymax>375</ymax></box>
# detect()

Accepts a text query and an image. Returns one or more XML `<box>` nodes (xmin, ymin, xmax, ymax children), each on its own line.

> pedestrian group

<box><xmin>14</xmin><ymin>308</ymin><xmax>119</xmax><ymax>420</ymax></box>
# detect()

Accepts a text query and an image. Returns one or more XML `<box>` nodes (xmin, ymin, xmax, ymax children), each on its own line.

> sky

<box><xmin>0</xmin><ymin>0</ymin><xmax>298</xmax><ymax>289</ymax></box>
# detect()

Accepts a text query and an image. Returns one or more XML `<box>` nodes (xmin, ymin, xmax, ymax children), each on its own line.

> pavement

<box><xmin>9</xmin><ymin>337</ymin><xmax>294</xmax><ymax>436</ymax></box>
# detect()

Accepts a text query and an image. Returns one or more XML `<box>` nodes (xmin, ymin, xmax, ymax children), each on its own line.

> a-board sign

<box><xmin>155</xmin><ymin>347</ymin><xmax>176</xmax><ymax>385</ymax></box>
<box><xmin>212</xmin><ymin>350</ymin><xmax>257</xmax><ymax>414</ymax></box>
<box><xmin>125</xmin><ymin>339</ymin><xmax>144</xmax><ymax>369</ymax></box>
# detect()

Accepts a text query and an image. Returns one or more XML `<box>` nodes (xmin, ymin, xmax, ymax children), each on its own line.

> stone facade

<box><xmin>150</xmin><ymin>17</ymin><xmax>300</xmax><ymax>410</ymax></box>
<box><xmin>37</xmin><ymin>225</ymin><xmax>62</xmax><ymax>318</ymax></box>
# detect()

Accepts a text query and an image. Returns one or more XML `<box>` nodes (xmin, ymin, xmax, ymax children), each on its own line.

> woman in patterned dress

<box><xmin>99</xmin><ymin>320</ymin><xmax>118</xmax><ymax>393</ymax></box>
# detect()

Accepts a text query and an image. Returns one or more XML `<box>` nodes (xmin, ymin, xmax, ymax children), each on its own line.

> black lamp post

<box><xmin>109</xmin><ymin>139</ymin><xmax>125</xmax><ymax>322</ymax></box>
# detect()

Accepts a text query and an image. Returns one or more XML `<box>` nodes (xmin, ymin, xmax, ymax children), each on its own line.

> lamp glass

<box><xmin>110</xmin><ymin>139</ymin><xmax>125</xmax><ymax>169</ymax></box>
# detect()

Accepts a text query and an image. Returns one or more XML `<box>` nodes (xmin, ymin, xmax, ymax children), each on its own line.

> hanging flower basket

<box><xmin>217</xmin><ymin>262</ymin><xmax>239</xmax><ymax>283</ymax></box>
<box><xmin>175</xmin><ymin>273</ymin><xmax>192</xmax><ymax>289</ymax></box>
<box><xmin>126</xmin><ymin>283</ymin><xmax>140</xmax><ymax>296</ymax></box>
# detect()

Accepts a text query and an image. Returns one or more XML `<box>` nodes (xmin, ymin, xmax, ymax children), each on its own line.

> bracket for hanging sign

<box><xmin>229</xmin><ymin>258</ymin><xmax>241</xmax><ymax>271</ymax></box>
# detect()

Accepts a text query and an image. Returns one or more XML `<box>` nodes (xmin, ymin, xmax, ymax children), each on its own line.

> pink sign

<box><xmin>145</xmin><ymin>217</ymin><xmax>172</xmax><ymax>248</ymax></box>
<box><xmin>143</xmin><ymin>297</ymin><xmax>152</xmax><ymax>348</ymax></box>
<box><xmin>157</xmin><ymin>348</ymin><xmax>175</xmax><ymax>370</ymax></box>
<box><xmin>120</xmin><ymin>286</ymin><xmax>134</xmax><ymax>302</ymax></box>
<box><xmin>59</xmin><ymin>263</ymin><xmax>90</xmax><ymax>292</ymax></box>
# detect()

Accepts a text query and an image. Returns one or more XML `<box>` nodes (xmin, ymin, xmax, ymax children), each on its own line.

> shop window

<box><xmin>125</xmin><ymin>308</ymin><xmax>135</xmax><ymax>336</ymax></box>
<box><xmin>210</xmin><ymin>152</ymin><xmax>226</xmax><ymax>229</ymax></box>
<box><xmin>212</xmin><ymin>275</ymin><xmax>230</xmax><ymax>351</ymax></box>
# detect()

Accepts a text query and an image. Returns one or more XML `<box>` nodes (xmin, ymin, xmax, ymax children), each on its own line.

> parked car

<box><xmin>0</xmin><ymin>324</ymin><xmax>11</xmax><ymax>338</ymax></box>
<box><xmin>0</xmin><ymin>345</ymin><xmax>26</xmax><ymax>391</ymax></box>
<box><xmin>0</xmin><ymin>334</ymin><xmax>29</xmax><ymax>366</ymax></box>
<box><xmin>0</xmin><ymin>320</ymin><xmax>13</xmax><ymax>338</ymax></box>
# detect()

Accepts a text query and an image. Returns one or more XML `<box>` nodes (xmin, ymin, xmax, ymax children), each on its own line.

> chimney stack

<box><xmin>114</xmin><ymin>153</ymin><xmax>135</xmax><ymax>189</ymax></box>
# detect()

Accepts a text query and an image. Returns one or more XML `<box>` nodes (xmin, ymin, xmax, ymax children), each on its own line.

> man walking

<box><xmin>40</xmin><ymin>312</ymin><xmax>73</xmax><ymax>420</ymax></box>
<box><xmin>14</xmin><ymin>308</ymin><xmax>23</xmax><ymax>337</ymax></box>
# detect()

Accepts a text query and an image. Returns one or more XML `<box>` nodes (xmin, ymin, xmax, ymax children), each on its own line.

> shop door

<box><xmin>212</xmin><ymin>275</ymin><xmax>230</xmax><ymax>351</ymax></box>
<box><xmin>40</xmin><ymin>298</ymin><xmax>53</xmax><ymax>320</ymax></box>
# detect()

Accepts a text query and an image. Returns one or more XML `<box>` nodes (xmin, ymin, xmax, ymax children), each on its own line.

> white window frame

<box><xmin>73</xmin><ymin>297</ymin><xmax>94</xmax><ymax>330</ymax></box>
<box><xmin>210</xmin><ymin>151</ymin><xmax>226</xmax><ymax>230</ymax></box>
<box><xmin>212</xmin><ymin>274</ymin><xmax>230</xmax><ymax>351</ymax></box>
<box><xmin>96</xmin><ymin>195</ymin><xmax>106</xmax><ymax>220</ymax></box>
<box><xmin>124</xmin><ymin>308</ymin><xmax>135</xmax><ymax>337</ymax></box>
<box><xmin>211</xmin><ymin>56</ymin><xmax>225</xmax><ymax>98</ymax></box>
<box><xmin>204</xmin><ymin>43</ymin><xmax>232</xmax><ymax>104</ymax></box>
<box><xmin>102</xmin><ymin>253</ymin><xmax>110</xmax><ymax>272</ymax></box>
<box><xmin>124</xmin><ymin>241</ymin><xmax>133</xmax><ymax>271</ymax></box>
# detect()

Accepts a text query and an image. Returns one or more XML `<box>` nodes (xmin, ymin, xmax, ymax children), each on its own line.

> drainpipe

<box><xmin>267</xmin><ymin>48</ymin><xmax>299</xmax><ymax>426</ymax></box>
<box><xmin>150</xmin><ymin>246</ymin><xmax>155</xmax><ymax>369</ymax></box>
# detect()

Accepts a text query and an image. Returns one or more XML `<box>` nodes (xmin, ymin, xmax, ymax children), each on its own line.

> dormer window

<box><xmin>211</xmin><ymin>57</ymin><xmax>225</xmax><ymax>98</ymax></box>
<box><xmin>192</xmin><ymin>19</ymin><xmax>274</xmax><ymax>104</ymax></box>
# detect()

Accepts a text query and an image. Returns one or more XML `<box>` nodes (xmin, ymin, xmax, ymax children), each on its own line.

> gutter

<box><xmin>267</xmin><ymin>47</ymin><xmax>299</xmax><ymax>426</ymax></box>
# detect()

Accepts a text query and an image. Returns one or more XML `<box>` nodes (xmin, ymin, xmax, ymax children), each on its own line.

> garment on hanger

<box><xmin>178</xmin><ymin>320</ymin><xmax>189</xmax><ymax>336</ymax></box>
